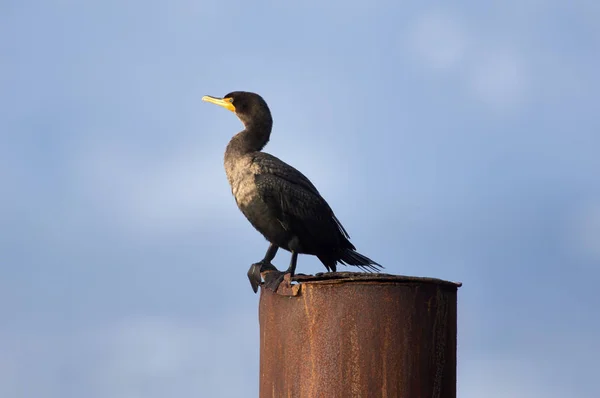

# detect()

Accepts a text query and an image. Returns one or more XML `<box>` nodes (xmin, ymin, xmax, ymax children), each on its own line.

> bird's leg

<box><xmin>247</xmin><ymin>243</ymin><xmax>279</xmax><ymax>293</ymax></box>
<box><xmin>263</xmin><ymin>251</ymin><xmax>298</xmax><ymax>292</ymax></box>
<box><xmin>285</xmin><ymin>251</ymin><xmax>298</xmax><ymax>276</ymax></box>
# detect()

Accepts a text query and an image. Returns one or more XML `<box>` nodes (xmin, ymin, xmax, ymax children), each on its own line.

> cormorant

<box><xmin>202</xmin><ymin>91</ymin><xmax>382</xmax><ymax>293</ymax></box>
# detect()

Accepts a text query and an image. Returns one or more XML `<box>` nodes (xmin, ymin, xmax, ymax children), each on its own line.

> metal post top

<box><xmin>263</xmin><ymin>272</ymin><xmax>462</xmax><ymax>296</ymax></box>
<box><xmin>293</xmin><ymin>272</ymin><xmax>462</xmax><ymax>287</ymax></box>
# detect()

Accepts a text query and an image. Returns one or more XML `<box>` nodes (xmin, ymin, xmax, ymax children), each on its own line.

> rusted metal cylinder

<box><xmin>259</xmin><ymin>272</ymin><xmax>461</xmax><ymax>398</ymax></box>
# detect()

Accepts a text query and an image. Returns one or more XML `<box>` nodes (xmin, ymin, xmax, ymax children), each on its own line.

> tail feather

<box><xmin>337</xmin><ymin>249</ymin><xmax>383</xmax><ymax>273</ymax></box>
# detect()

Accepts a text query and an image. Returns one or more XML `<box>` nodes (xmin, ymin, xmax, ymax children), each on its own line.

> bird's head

<box><xmin>202</xmin><ymin>91</ymin><xmax>272</xmax><ymax>127</ymax></box>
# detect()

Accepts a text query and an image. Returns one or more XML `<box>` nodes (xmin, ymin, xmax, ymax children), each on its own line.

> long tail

<box><xmin>337</xmin><ymin>249</ymin><xmax>383</xmax><ymax>272</ymax></box>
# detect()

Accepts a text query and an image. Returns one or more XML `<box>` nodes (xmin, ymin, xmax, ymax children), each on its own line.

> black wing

<box><xmin>253</xmin><ymin>153</ymin><xmax>352</xmax><ymax>250</ymax></box>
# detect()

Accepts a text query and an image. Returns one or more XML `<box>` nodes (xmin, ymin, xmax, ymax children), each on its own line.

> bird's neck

<box><xmin>225</xmin><ymin>118</ymin><xmax>273</xmax><ymax>157</ymax></box>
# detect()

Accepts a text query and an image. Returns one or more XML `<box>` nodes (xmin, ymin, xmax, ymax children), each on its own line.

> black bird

<box><xmin>202</xmin><ymin>91</ymin><xmax>382</xmax><ymax>292</ymax></box>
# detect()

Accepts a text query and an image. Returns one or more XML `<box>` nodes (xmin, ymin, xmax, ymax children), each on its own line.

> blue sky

<box><xmin>1</xmin><ymin>0</ymin><xmax>599</xmax><ymax>397</ymax></box>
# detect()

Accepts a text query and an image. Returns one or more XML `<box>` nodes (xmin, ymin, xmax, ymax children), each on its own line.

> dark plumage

<box><xmin>202</xmin><ymin>91</ymin><xmax>382</xmax><ymax>292</ymax></box>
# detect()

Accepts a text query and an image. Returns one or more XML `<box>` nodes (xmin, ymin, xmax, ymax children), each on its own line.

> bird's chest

<box><xmin>225</xmin><ymin>157</ymin><xmax>261</xmax><ymax>209</ymax></box>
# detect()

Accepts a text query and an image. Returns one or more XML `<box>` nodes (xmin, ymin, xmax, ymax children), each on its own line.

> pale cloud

<box><xmin>469</xmin><ymin>49</ymin><xmax>528</xmax><ymax>109</ymax></box>
<box><xmin>406</xmin><ymin>9</ymin><xmax>530</xmax><ymax>109</ymax></box>
<box><xmin>70</xmin><ymin>139</ymin><xmax>232</xmax><ymax>236</ymax></box>
<box><xmin>408</xmin><ymin>10</ymin><xmax>468</xmax><ymax>71</ymax></box>
<box><xmin>0</xmin><ymin>313</ymin><xmax>259</xmax><ymax>398</ymax></box>
<box><xmin>88</xmin><ymin>315</ymin><xmax>258</xmax><ymax>398</ymax></box>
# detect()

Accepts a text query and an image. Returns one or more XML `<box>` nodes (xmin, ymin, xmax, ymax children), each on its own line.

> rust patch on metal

<box><xmin>259</xmin><ymin>272</ymin><xmax>460</xmax><ymax>398</ymax></box>
<box><xmin>275</xmin><ymin>273</ymin><xmax>302</xmax><ymax>296</ymax></box>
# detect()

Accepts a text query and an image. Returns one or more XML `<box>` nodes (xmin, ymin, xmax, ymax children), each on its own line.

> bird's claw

<box><xmin>247</xmin><ymin>261</ymin><xmax>279</xmax><ymax>293</ymax></box>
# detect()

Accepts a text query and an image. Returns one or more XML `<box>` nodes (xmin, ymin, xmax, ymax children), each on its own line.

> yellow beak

<box><xmin>202</xmin><ymin>95</ymin><xmax>236</xmax><ymax>112</ymax></box>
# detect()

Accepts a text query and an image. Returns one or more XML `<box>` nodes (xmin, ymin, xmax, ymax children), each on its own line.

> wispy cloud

<box><xmin>408</xmin><ymin>11</ymin><xmax>468</xmax><ymax>71</ymax></box>
<box><xmin>469</xmin><ymin>49</ymin><xmax>528</xmax><ymax>109</ymax></box>
<box><xmin>88</xmin><ymin>315</ymin><xmax>258</xmax><ymax>398</ymax></box>
<box><xmin>69</xmin><ymin>139</ymin><xmax>231</xmax><ymax>236</ymax></box>
<box><xmin>0</xmin><ymin>314</ymin><xmax>259</xmax><ymax>398</ymax></box>
<box><xmin>406</xmin><ymin>8</ymin><xmax>529</xmax><ymax>109</ymax></box>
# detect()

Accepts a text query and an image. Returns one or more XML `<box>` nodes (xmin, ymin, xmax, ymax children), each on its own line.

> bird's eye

<box><xmin>226</xmin><ymin>97</ymin><xmax>234</xmax><ymax>103</ymax></box>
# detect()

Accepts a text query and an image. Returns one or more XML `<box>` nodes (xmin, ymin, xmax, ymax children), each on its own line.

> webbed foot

<box><xmin>247</xmin><ymin>261</ymin><xmax>278</xmax><ymax>293</ymax></box>
<box><xmin>262</xmin><ymin>270</ymin><xmax>289</xmax><ymax>292</ymax></box>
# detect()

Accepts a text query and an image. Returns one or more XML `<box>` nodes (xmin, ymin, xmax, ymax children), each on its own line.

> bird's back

<box><xmin>250</xmin><ymin>152</ymin><xmax>353</xmax><ymax>254</ymax></box>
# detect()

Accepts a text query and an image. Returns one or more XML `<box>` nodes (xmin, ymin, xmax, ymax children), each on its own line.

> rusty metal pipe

<box><xmin>259</xmin><ymin>272</ymin><xmax>461</xmax><ymax>398</ymax></box>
